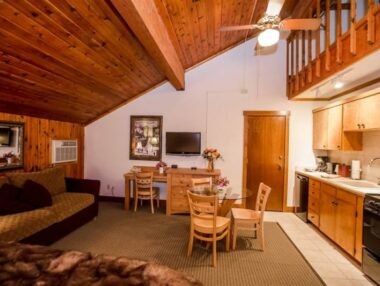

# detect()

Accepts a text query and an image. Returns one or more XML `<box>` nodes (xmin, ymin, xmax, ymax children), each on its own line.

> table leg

<box><xmin>218</xmin><ymin>199</ymin><xmax>236</xmax><ymax>217</ymax></box>
<box><xmin>124</xmin><ymin>178</ymin><xmax>131</xmax><ymax>210</ymax></box>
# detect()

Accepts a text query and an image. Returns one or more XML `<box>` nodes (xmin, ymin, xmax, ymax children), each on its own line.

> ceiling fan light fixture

<box><xmin>258</xmin><ymin>28</ymin><xmax>280</xmax><ymax>47</ymax></box>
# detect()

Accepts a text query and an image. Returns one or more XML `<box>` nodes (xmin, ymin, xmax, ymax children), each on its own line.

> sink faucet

<box><xmin>369</xmin><ymin>157</ymin><xmax>380</xmax><ymax>167</ymax></box>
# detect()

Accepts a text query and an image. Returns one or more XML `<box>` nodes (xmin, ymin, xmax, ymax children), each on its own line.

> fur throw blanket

<box><xmin>0</xmin><ymin>242</ymin><xmax>202</xmax><ymax>285</ymax></box>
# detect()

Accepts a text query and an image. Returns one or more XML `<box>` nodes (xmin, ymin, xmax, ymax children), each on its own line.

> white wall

<box><xmin>85</xmin><ymin>39</ymin><xmax>324</xmax><ymax>206</ymax></box>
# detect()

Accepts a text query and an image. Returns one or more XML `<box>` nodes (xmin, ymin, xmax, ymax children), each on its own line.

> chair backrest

<box><xmin>255</xmin><ymin>183</ymin><xmax>272</xmax><ymax>214</ymax></box>
<box><xmin>187</xmin><ymin>190</ymin><xmax>218</xmax><ymax>230</ymax></box>
<box><xmin>135</xmin><ymin>172</ymin><xmax>153</xmax><ymax>192</ymax></box>
<box><xmin>191</xmin><ymin>177</ymin><xmax>213</xmax><ymax>190</ymax></box>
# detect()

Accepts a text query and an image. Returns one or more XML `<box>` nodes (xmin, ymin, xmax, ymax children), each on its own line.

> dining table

<box><xmin>189</xmin><ymin>186</ymin><xmax>255</xmax><ymax>216</ymax></box>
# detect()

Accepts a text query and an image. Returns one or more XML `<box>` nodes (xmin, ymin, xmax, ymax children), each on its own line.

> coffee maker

<box><xmin>316</xmin><ymin>156</ymin><xmax>329</xmax><ymax>172</ymax></box>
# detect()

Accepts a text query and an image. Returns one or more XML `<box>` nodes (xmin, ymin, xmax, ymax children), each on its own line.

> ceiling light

<box><xmin>333</xmin><ymin>81</ymin><xmax>344</xmax><ymax>89</ymax></box>
<box><xmin>258</xmin><ymin>29</ymin><xmax>280</xmax><ymax>47</ymax></box>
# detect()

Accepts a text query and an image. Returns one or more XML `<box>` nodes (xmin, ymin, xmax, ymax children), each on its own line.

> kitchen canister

<box><xmin>351</xmin><ymin>160</ymin><xmax>361</xmax><ymax>180</ymax></box>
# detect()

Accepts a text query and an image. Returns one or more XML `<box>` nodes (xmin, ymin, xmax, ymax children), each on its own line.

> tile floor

<box><xmin>264</xmin><ymin>212</ymin><xmax>374</xmax><ymax>286</ymax></box>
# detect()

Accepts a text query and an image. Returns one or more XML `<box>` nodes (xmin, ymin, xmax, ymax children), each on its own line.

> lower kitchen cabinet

<box><xmin>319</xmin><ymin>184</ymin><xmax>336</xmax><ymax>240</ymax></box>
<box><xmin>309</xmin><ymin>181</ymin><xmax>362</xmax><ymax>261</ymax></box>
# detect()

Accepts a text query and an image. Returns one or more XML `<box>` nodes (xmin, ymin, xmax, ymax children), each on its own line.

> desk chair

<box><xmin>134</xmin><ymin>172</ymin><xmax>160</xmax><ymax>214</ymax></box>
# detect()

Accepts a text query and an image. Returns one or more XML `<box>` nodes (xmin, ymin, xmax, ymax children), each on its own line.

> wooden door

<box><xmin>335</xmin><ymin>190</ymin><xmax>357</xmax><ymax>256</ymax></box>
<box><xmin>319</xmin><ymin>184</ymin><xmax>336</xmax><ymax>240</ymax></box>
<box><xmin>361</xmin><ymin>94</ymin><xmax>380</xmax><ymax>130</ymax></box>
<box><xmin>343</xmin><ymin>100</ymin><xmax>362</xmax><ymax>131</ymax></box>
<box><xmin>244</xmin><ymin>112</ymin><xmax>288</xmax><ymax>211</ymax></box>
<box><xmin>313</xmin><ymin>110</ymin><xmax>328</xmax><ymax>149</ymax></box>
<box><xmin>327</xmin><ymin>105</ymin><xmax>342</xmax><ymax>150</ymax></box>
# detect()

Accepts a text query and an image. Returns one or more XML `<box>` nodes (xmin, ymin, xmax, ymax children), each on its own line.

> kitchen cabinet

<box><xmin>319</xmin><ymin>184</ymin><xmax>336</xmax><ymax>240</ymax></box>
<box><xmin>343</xmin><ymin>93</ymin><xmax>380</xmax><ymax>131</ymax></box>
<box><xmin>319</xmin><ymin>183</ymin><xmax>357</xmax><ymax>256</ymax></box>
<box><xmin>313</xmin><ymin>108</ymin><xmax>328</xmax><ymax>150</ymax></box>
<box><xmin>313</xmin><ymin>105</ymin><xmax>362</xmax><ymax>151</ymax></box>
<box><xmin>307</xmin><ymin>179</ymin><xmax>321</xmax><ymax>227</ymax></box>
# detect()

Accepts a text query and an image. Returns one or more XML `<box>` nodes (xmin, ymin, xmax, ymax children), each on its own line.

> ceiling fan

<box><xmin>220</xmin><ymin>14</ymin><xmax>321</xmax><ymax>48</ymax></box>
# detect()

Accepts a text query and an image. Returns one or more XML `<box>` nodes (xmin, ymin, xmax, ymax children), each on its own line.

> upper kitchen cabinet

<box><xmin>343</xmin><ymin>93</ymin><xmax>380</xmax><ymax>131</ymax></box>
<box><xmin>313</xmin><ymin>105</ymin><xmax>362</xmax><ymax>151</ymax></box>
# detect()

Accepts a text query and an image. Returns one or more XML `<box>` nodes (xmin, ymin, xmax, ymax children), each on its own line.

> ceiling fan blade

<box><xmin>279</xmin><ymin>18</ymin><xmax>321</xmax><ymax>30</ymax></box>
<box><xmin>220</xmin><ymin>25</ymin><xmax>258</xmax><ymax>32</ymax></box>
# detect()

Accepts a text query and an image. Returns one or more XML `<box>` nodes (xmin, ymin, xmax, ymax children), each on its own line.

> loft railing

<box><xmin>287</xmin><ymin>0</ymin><xmax>380</xmax><ymax>99</ymax></box>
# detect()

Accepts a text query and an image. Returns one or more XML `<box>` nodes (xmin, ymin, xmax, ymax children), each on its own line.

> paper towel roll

<box><xmin>351</xmin><ymin>160</ymin><xmax>361</xmax><ymax>180</ymax></box>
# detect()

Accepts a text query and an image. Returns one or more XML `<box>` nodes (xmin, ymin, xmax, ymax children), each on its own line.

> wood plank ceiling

<box><xmin>0</xmin><ymin>0</ymin><xmax>273</xmax><ymax>124</ymax></box>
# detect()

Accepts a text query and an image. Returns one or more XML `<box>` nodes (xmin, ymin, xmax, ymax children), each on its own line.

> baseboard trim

<box><xmin>99</xmin><ymin>196</ymin><xmax>124</xmax><ymax>202</ymax></box>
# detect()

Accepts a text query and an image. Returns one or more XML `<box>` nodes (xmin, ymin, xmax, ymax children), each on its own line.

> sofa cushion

<box><xmin>7</xmin><ymin>166</ymin><xmax>66</xmax><ymax>196</ymax></box>
<box><xmin>0</xmin><ymin>184</ymin><xmax>34</xmax><ymax>215</ymax></box>
<box><xmin>0</xmin><ymin>208</ymin><xmax>56</xmax><ymax>242</ymax></box>
<box><xmin>51</xmin><ymin>192</ymin><xmax>94</xmax><ymax>222</ymax></box>
<box><xmin>20</xmin><ymin>180</ymin><xmax>52</xmax><ymax>208</ymax></box>
<box><xmin>0</xmin><ymin>176</ymin><xmax>9</xmax><ymax>188</ymax></box>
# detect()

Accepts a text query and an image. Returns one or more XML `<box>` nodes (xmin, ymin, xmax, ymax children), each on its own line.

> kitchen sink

<box><xmin>335</xmin><ymin>180</ymin><xmax>380</xmax><ymax>189</ymax></box>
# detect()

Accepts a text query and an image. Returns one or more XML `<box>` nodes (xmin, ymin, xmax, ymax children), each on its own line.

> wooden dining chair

<box><xmin>231</xmin><ymin>183</ymin><xmax>271</xmax><ymax>251</ymax></box>
<box><xmin>187</xmin><ymin>190</ymin><xmax>230</xmax><ymax>267</ymax></box>
<box><xmin>191</xmin><ymin>177</ymin><xmax>213</xmax><ymax>190</ymax></box>
<box><xmin>134</xmin><ymin>172</ymin><xmax>160</xmax><ymax>214</ymax></box>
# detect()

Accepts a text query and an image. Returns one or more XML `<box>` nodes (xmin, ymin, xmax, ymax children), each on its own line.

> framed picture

<box><xmin>130</xmin><ymin>116</ymin><xmax>163</xmax><ymax>161</ymax></box>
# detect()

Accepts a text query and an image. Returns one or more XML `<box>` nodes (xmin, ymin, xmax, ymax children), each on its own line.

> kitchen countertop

<box><xmin>296</xmin><ymin>168</ymin><xmax>380</xmax><ymax>197</ymax></box>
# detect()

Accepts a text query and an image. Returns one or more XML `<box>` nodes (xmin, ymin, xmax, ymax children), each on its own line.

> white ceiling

<box><xmin>295</xmin><ymin>49</ymin><xmax>380</xmax><ymax>99</ymax></box>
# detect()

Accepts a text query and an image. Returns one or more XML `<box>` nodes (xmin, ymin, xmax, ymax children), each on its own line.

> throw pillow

<box><xmin>20</xmin><ymin>180</ymin><xmax>53</xmax><ymax>208</ymax></box>
<box><xmin>0</xmin><ymin>184</ymin><xmax>34</xmax><ymax>215</ymax></box>
<box><xmin>7</xmin><ymin>166</ymin><xmax>66</xmax><ymax>196</ymax></box>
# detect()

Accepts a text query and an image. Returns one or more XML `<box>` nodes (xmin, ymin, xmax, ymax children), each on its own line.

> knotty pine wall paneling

<box><xmin>0</xmin><ymin>112</ymin><xmax>84</xmax><ymax>178</ymax></box>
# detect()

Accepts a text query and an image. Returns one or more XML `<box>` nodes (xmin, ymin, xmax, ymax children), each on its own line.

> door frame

<box><xmin>242</xmin><ymin>110</ymin><xmax>291</xmax><ymax>212</ymax></box>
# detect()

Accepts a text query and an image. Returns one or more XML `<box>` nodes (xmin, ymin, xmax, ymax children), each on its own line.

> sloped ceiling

<box><xmin>0</xmin><ymin>0</ymin><xmax>300</xmax><ymax>124</ymax></box>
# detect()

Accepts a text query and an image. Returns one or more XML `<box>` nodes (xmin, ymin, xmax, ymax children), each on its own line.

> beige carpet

<box><xmin>52</xmin><ymin>202</ymin><xmax>324</xmax><ymax>286</ymax></box>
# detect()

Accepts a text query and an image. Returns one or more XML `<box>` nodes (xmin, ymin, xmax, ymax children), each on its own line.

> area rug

<box><xmin>52</xmin><ymin>202</ymin><xmax>324</xmax><ymax>286</ymax></box>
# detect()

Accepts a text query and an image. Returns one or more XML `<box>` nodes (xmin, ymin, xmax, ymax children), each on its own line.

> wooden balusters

<box><xmin>350</xmin><ymin>0</ymin><xmax>357</xmax><ymax>55</ymax></box>
<box><xmin>325</xmin><ymin>0</ymin><xmax>331</xmax><ymax>71</ymax></box>
<box><xmin>316</xmin><ymin>0</ymin><xmax>321</xmax><ymax>77</ymax></box>
<box><xmin>290</xmin><ymin>34</ymin><xmax>295</xmax><ymax>94</ymax></box>
<box><xmin>301</xmin><ymin>31</ymin><xmax>306</xmax><ymax>87</ymax></box>
<box><xmin>295</xmin><ymin>31</ymin><xmax>300</xmax><ymax>92</ymax></box>
<box><xmin>286</xmin><ymin>39</ymin><xmax>290</xmax><ymax>96</ymax></box>
<box><xmin>336</xmin><ymin>0</ymin><xmax>342</xmax><ymax>64</ymax></box>
<box><xmin>368</xmin><ymin>0</ymin><xmax>375</xmax><ymax>44</ymax></box>
<box><xmin>307</xmin><ymin>8</ymin><xmax>313</xmax><ymax>83</ymax></box>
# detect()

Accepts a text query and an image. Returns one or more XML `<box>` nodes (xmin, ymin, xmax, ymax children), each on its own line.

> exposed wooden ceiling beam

<box><xmin>110</xmin><ymin>0</ymin><xmax>185</xmax><ymax>90</ymax></box>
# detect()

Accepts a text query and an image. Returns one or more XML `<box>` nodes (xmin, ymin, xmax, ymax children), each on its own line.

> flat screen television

<box><xmin>166</xmin><ymin>132</ymin><xmax>201</xmax><ymax>155</ymax></box>
<box><xmin>0</xmin><ymin>128</ymin><xmax>11</xmax><ymax>147</ymax></box>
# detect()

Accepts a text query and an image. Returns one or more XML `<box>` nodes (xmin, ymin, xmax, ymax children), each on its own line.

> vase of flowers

<box><xmin>156</xmin><ymin>161</ymin><xmax>167</xmax><ymax>174</ymax></box>
<box><xmin>202</xmin><ymin>148</ymin><xmax>222</xmax><ymax>172</ymax></box>
<box><xmin>215</xmin><ymin>177</ymin><xmax>230</xmax><ymax>191</ymax></box>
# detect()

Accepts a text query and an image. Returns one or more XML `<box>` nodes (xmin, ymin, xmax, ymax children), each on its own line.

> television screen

<box><xmin>166</xmin><ymin>132</ymin><xmax>201</xmax><ymax>155</ymax></box>
<box><xmin>0</xmin><ymin>128</ymin><xmax>11</xmax><ymax>146</ymax></box>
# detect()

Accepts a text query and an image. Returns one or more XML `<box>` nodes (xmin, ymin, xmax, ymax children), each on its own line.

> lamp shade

<box><xmin>258</xmin><ymin>29</ymin><xmax>280</xmax><ymax>47</ymax></box>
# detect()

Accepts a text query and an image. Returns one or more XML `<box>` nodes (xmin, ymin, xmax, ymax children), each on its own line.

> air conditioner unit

<box><xmin>52</xmin><ymin>140</ymin><xmax>78</xmax><ymax>164</ymax></box>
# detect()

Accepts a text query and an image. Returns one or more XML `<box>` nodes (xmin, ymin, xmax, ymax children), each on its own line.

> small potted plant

<box><xmin>3</xmin><ymin>152</ymin><xmax>14</xmax><ymax>164</ymax></box>
<box><xmin>156</xmin><ymin>161</ymin><xmax>167</xmax><ymax>174</ymax></box>
<box><xmin>202</xmin><ymin>148</ymin><xmax>222</xmax><ymax>172</ymax></box>
<box><xmin>215</xmin><ymin>177</ymin><xmax>230</xmax><ymax>191</ymax></box>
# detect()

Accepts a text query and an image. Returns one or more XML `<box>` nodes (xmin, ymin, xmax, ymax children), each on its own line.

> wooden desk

<box><xmin>124</xmin><ymin>166</ymin><xmax>220</xmax><ymax>214</ymax></box>
<box><xmin>123</xmin><ymin>166</ymin><xmax>167</xmax><ymax>211</ymax></box>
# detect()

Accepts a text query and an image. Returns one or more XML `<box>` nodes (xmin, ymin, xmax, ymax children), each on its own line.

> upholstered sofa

<box><xmin>0</xmin><ymin>167</ymin><xmax>100</xmax><ymax>245</ymax></box>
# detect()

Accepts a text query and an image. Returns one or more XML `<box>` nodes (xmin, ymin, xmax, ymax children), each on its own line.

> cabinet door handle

<box><xmin>361</xmin><ymin>124</ymin><xmax>365</xmax><ymax>129</ymax></box>
<box><xmin>337</xmin><ymin>145</ymin><xmax>341</xmax><ymax>149</ymax></box>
